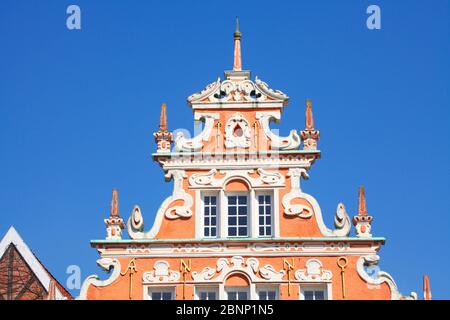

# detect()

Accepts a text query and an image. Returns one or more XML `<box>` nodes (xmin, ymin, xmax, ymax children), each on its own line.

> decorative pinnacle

<box><xmin>159</xmin><ymin>103</ymin><xmax>168</xmax><ymax>132</ymax></box>
<box><xmin>305</xmin><ymin>99</ymin><xmax>314</xmax><ymax>130</ymax></box>
<box><xmin>358</xmin><ymin>186</ymin><xmax>367</xmax><ymax>216</ymax></box>
<box><xmin>423</xmin><ymin>275</ymin><xmax>432</xmax><ymax>300</ymax></box>
<box><xmin>233</xmin><ymin>17</ymin><xmax>242</xmax><ymax>71</ymax></box>
<box><xmin>110</xmin><ymin>189</ymin><xmax>119</xmax><ymax>217</ymax></box>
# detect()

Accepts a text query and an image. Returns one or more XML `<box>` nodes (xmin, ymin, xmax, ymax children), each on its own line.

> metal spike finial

<box><xmin>233</xmin><ymin>17</ymin><xmax>242</xmax><ymax>71</ymax></box>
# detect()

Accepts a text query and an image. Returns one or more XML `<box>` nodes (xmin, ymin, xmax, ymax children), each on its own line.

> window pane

<box><xmin>304</xmin><ymin>291</ymin><xmax>314</xmax><ymax>300</ymax></box>
<box><xmin>238</xmin><ymin>217</ymin><xmax>247</xmax><ymax>225</ymax></box>
<box><xmin>229</xmin><ymin>207</ymin><xmax>237</xmax><ymax>216</ymax></box>
<box><xmin>238</xmin><ymin>196</ymin><xmax>247</xmax><ymax>204</ymax></box>
<box><xmin>152</xmin><ymin>292</ymin><xmax>161</xmax><ymax>300</ymax></box>
<box><xmin>238</xmin><ymin>292</ymin><xmax>247</xmax><ymax>300</ymax></box>
<box><xmin>228</xmin><ymin>292</ymin><xmax>237</xmax><ymax>300</ymax></box>
<box><xmin>162</xmin><ymin>292</ymin><xmax>172</xmax><ymax>300</ymax></box>
<box><xmin>238</xmin><ymin>227</ymin><xmax>247</xmax><ymax>236</ymax></box>
<box><xmin>258</xmin><ymin>194</ymin><xmax>272</xmax><ymax>237</ymax></box>
<box><xmin>315</xmin><ymin>291</ymin><xmax>325</xmax><ymax>300</ymax></box>
<box><xmin>238</xmin><ymin>206</ymin><xmax>247</xmax><ymax>215</ymax></box>
<box><xmin>259</xmin><ymin>216</ymin><xmax>264</xmax><ymax>225</ymax></box>
<box><xmin>204</xmin><ymin>194</ymin><xmax>218</xmax><ymax>238</ymax></box>
<box><xmin>228</xmin><ymin>227</ymin><xmax>236</xmax><ymax>236</ymax></box>
<box><xmin>228</xmin><ymin>217</ymin><xmax>236</xmax><ymax>225</ymax></box>
<box><xmin>228</xmin><ymin>196</ymin><xmax>236</xmax><ymax>205</ymax></box>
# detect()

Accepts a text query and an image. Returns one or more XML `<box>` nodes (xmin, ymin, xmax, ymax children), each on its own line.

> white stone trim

<box><xmin>294</xmin><ymin>258</ymin><xmax>332</xmax><ymax>282</ymax></box>
<box><xmin>127</xmin><ymin>170</ymin><xmax>193</xmax><ymax>239</ymax></box>
<box><xmin>191</xmin><ymin>256</ymin><xmax>284</xmax><ymax>285</ymax></box>
<box><xmin>174</xmin><ymin>113</ymin><xmax>219</xmax><ymax>152</ymax></box>
<box><xmin>78</xmin><ymin>258</ymin><xmax>121</xmax><ymax>300</ymax></box>
<box><xmin>356</xmin><ymin>255</ymin><xmax>417</xmax><ymax>300</ymax></box>
<box><xmin>256</xmin><ymin>111</ymin><xmax>301</xmax><ymax>150</ymax></box>
<box><xmin>195</xmin><ymin>286</ymin><xmax>220</xmax><ymax>300</ymax></box>
<box><xmin>98</xmin><ymin>241</ymin><xmax>382</xmax><ymax>258</ymax></box>
<box><xmin>299</xmin><ymin>283</ymin><xmax>332</xmax><ymax>300</ymax></box>
<box><xmin>273</xmin><ymin>189</ymin><xmax>280</xmax><ymax>238</ymax></box>
<box><xmin>187</xmin><ymin>77</ymin><xmax>289</xmax><ymax>107</ymax></box>
<box><xmin>224</xmin><ymin>112</ymin><xmax>251</xmax><ymax>149</ymax></box>
<box><xmin>142</xmin><ymin>260</ymin><xmax>180</xmax><ymax>283</ymax></box>
<box><xmin>282</xmin><ymin>168</ymin><xmax>351</xmax><ymax>237</ymax></box>
<box><xmin>188</xmin><ymin>169</ymin><xmax>285</xmax><ymax>190</ymax></box>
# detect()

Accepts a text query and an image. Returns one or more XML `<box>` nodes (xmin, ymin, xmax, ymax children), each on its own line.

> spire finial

<box><xmin>423</xmin><ymin>275</ymin><xmax>432</xmax><ymax>300</ymax></box>
<box><xmin>233</xmin><ymin>16</ymin><xmax>242</xmax><ymax>71</ymax></box>
<box><xmin>358</xmin><ymin>185</ymin><xmax>367</xmax><ymax>216</ymax></box>
<box><xmin>159</xmin><ymin>103</ymin><xmax>168</xmax><ymax>132</ymax></box>
<box><xmin>110</xmin><ymin>188</ymin><xmax>119</xmax><ymax>217</ymax></box>
<box><xmin>305</xmin><ymin>99</ymin><xmax>314</xmax><ymax>130</ymax></box>
<box><xmin>105</xmin><ymin>188</ymin><xmax>124</xmax><ymax>240</ymax></box>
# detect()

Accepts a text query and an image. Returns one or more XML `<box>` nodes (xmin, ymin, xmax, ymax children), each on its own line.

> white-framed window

<box><xmin>203</xmin><ymin>195</ymin><xmax>218</xmax><ymax>238</ymax></box>
<box><xmin>147</xmin><ymin>287</ymin><xmax>175</xmax><ymax>300</ymax></box>
<box><xmin>227</xmin><ymin>194</ymin><xmax>248</xmax><ymax>237</ymax></box>
<box><xmin>300</xmin><ymin>285</ymin><xmax>328</xmax><ymax>300</ymax></box>
<box><xmin>257</xmin><ymin>194</ymin><xmax>272</xmax><ymax>237</ymax></box>
<box><xmin>257</xmin><ymin>286</ymin><xmax>278</xmax><ymax>300</ymax></box>
<box><xmin>196</xmin><ymin>287</ymin><xmax>219</xmax><ymax>300</ymax></box>
<box><xmin>226</xmin><ymin>287</ymin><xmax>249</xmax><ymax>300</ymax></box>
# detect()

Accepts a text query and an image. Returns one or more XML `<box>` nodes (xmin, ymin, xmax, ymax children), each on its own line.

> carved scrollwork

<box><xmin>282</xmin><ymin>168</ymin><xmax>312</xmax><ymax>218</ymax></box>
<box><xmin>127</xmin><ymin>170</ymin><xmax>192</xmax><ymax>240</ymax></box>
<box><xmin>191</xmin><ymin>256</ymin><xmax>284</xmax><ymax>283</ymax></box>
<box><xmin>174</xmin><ymin>113</ymin><xmax>219</xmax><ymax>152</ymax></box>
<box><xmin>78</xmin><ymin>258</ymin><xmax>121</xmax><ymax>300</ymax></box>
<box><xmin>163</xmin><ymin>170</ymin><xmax>193</xmax><ymax>219</ymax></box>
<box><xmin>224</xmin><ymin>112</ymin><xmax>251</xmax><ymax>148</ymax></box>
<box><xmin>256</xmin><ymin>168</ymin><xmax>284</xmax><ymax>184</ymax></box>
<box><xmin>191</xmin><ymin>267</ymin><xmax>216</xmax><ymax>282</ymax></box>
<box><xmin>187</xmin><ymin>77</ymin><xmax>289</xmax><ymax>105</ymax></box>
<box><xmin>256</xmin><ymin>112</ymin><xmax>301</xmax><ymax>150</ymax></box>
<box><xmin>295</xmin><ymin>259</ymin><xmax>332</xmax><ymax>282</ymax></box>
<box><xmin>356</xmin><ymin>255</ymin><xmax>417</xmax><ymax>300</ymax></box>
<box><xmin>188</xmin><ymin>169</ymin><xmax>217</xmax><ymax>186</ymax></box>
<box><xmin>142</xmin><ymin>261</ymin><xmax>180</xmax><ymax>283</ymax></box>
<box><xmin>329</xmin><ymin>203</ymin><xmax>351</xmax><ymax>237</ymax></box>
<box><xmin>259</xmin><ymin>265</ymin><xmax>286</xmax><ymax>281</ymax></box>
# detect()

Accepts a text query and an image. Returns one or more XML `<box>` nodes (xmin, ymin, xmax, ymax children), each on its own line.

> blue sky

<box><xmin>0</xmin><ymin>1</ymin><xmax>449</xmax><ymax>299</ymax></box>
